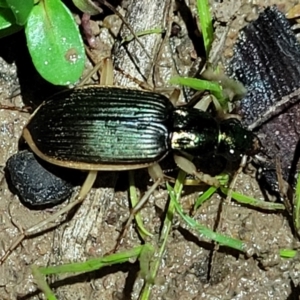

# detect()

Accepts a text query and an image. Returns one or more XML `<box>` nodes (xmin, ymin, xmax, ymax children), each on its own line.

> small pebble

<box><xmin>6</xmin><ymin>150</ymin><xmax>74</xmax><ymax>207</ymax></box>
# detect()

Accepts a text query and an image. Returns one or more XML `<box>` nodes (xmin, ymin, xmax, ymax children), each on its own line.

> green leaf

<box><xmin>0</xmin><ymin>7</ymin><xmax>22</xmax><ymax>37</ymax></box>
<box><xmin>168</xmin><ymin>182</ymin><xmax>247</xmax><ymax>252</ymax></box>
<box><xmin>25</xmin><ymin>0</ymin><xmax>85</xmax><ymax>85</ymax></box>
<box><xmin>72</xmin><ymin>0</ymin><xmax>100</xmax><ymax>15</ymax></box>
<box><xmin>6</xmin><ymin>0</ymin><xmax>34</xmax><ymax>25</ymax></box>
<box><xmin>197</xmin><ymin>0</ymin><xmax>214</xmax><ymax>55</ymax></box>
<box><xmin>170</xmin><ymin>76</ymin><xmax>224</xmax><ymax>99</ymax></box>
<box><xmin>221</xmin><ymin>187</ymin><xmax>285</xmax><ymax>211</ymax></box>
<box><xmin>194</xmin><ymin>186</ymin><xmax>217</xmax><ymax>210</ymax></box>
<box><xmin>0</xmin><ymin>0</ymin><xmax>8</xmax><ymax>8</ymax></box>
<box><xmin>279</xmin><ymin>249</ymin><xmax>297</xmax><ymax>258</ymax></box>
<box><xmin>0</xmin><ymin>7</ymin><xmax>15</xmax><ymax>28</ymax></box>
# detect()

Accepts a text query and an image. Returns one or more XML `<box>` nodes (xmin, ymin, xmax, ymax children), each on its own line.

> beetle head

<box><xmin>217</xmin><ymin>118</ymin><xmax>261</xmax><ymax>161</ymax></box>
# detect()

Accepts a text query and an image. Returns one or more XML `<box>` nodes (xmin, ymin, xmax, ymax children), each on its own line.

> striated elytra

<box><xmin>23</xmin><ymin>86</ymin><xmax>259</xmax><ymax>171</ymax></box>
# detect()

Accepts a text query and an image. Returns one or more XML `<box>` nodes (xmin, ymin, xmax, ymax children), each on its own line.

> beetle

<box><xmin>22</xmin><ymin>84</ymin><xmax>259</xmax><ymax>198</ymax></box>
<box><xmin>1</xmin><ymin>58</ymin><xmax>260</xmax><ymax>263</ymax></box>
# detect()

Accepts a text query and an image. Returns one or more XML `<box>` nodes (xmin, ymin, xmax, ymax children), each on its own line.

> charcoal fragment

<box><xmin>228</xmin><ymin>6</ymin><xmax>300</xmax><ymax>127</ymax></box>
<box><xmin>6</xmin><ymin>150</ymin><xmax>74</xmax><ymax>207</ymax></box>
<box><xmin>228</xmin><ymin>6</ymin><xmax>300</xmax><ymax>194</ymax></box>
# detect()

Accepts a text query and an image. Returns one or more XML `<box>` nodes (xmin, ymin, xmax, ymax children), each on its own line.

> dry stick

<box><xmin>275</xmin><ymin>156</ymin><xmax>293</xmax><ymax>215</ymax></box>
<box><xmin>114</xmin><ymin>65</ymin><xmax>153</xmax><ymax>91</ymax></box>
<box><xmin>113</xmin><ymin>178</ymin><xmax>162</xmax><ymax>253</ymax></box>
<box><xmin>94</xmin><ymin>0</ymin><xmax>153</xmax><ymax>61</ymax></box>
<box><xmin>0</xmin><ymin>170</ymin><xmax>98</xmax><ymax>264</ymax></box>
<box><xmin>79</xmin><ymin>58</ymin><xmax>103</xmax><ymax>86</ymax></box>
<box><xmin>208</xmin><ymin>155</ymin><xmax>247</xmax><ymax>280</ymax></box>
<box><xmin>248</xmin><ymin>88</ymin><xmax>300</xmax><ymax>131</ymax></box>
<box><xmin>149</xmin><ymin>0</ymin><xmax>173</xmax><ymax>85</ymax></box>
<box><xmin>0</xmin><ymin>104</ymin><xmax>31</xmax><ymax>113</ymax></box>
<box><xmin>208</xmin><ymin>21</ymin><xmax>231</xmax><ymax>66</ymax></box>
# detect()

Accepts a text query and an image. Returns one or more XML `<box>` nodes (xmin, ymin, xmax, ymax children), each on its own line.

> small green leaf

<box><xmin>194</xmin><ymin>186</ymin><xmax>217</xmax><ymax>210</ymax></box>
<box><xmin>0</xmin><ymin>0</ymin><xmax>8</xmax><ymax>8</ymax></box>
<box><xmin>279</xmin><ymin>249</ymin><xmax>297</xmax><ymax>258</ymax></box>
<box><xmin>221</xmin><ymin>187</ymin><xmax>285</xmax><ymax>211</ymax></box>
<box><xmin>197</xmin><ymin>0</ymin><xmax>214</xmax><ymax>55</ymax></box>
<box><xmin>72</xmin><ymin>0</ymin><xmax>100</xmax><ymax>15</ymax></box>
<box><xmin>25</xmin><ymin>0</ymin><xmax>85</xmax><ymax>85</ymax></box>
<box><xmin>0</xmin><ymin>8</ymin><xmax>22</xmax><ymax>37</ymax></box>
<box><xmin>0</xmin><ymin>7</ymin><xmax>15</xmax><ymax>28</ymax></box>
<box><xmin>6</xmin><ymin>0</ymin><xmax>34</xmax><ymax>25</ymax></box>
<box><xmin>170</xmin><ymin>76</ymin><xmax>224</xmax><ymax>100</ymax></box>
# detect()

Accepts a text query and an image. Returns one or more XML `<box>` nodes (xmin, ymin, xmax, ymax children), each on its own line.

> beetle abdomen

<box><xmin>25</xmin><ymin>87</ymin><xmax>173</xmax><ymax>165</ymax></box>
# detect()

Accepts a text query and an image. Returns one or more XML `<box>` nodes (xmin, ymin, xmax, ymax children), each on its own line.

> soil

<box><xmin>1</xmin><ymin>0</ymin><xmax>300</xmax><ymax>300</ymax></box>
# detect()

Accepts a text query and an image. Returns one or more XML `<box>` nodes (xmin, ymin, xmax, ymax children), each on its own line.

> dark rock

<box><xmin>228</xmin><ymin>6</ymin><xmax>300</xmax><ymax>194</ymax></box>
<box><xmin>6</xmin><ymin>150</ymin><xmax>74</xmax><ymax>207</ymax></box>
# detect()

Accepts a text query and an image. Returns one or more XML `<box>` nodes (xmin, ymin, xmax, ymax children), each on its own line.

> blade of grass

<box><xmin>32</xmin><ymin>245</ymin><xmax>147</xmax><ymax>300</ymax></box>
<box><xmin>197</xmin><ymin>0</ymin><xmax>214</xmax><ymax>55</ymax></box>
<box><xmin>279</xmin><ymin>249</ymin><xmax>297</xmax><ymax>258</ymax></box>
<box><xmin>293</xmin><ymin>174</ymin><xmax>300</xmax><ymax>234</ymax></box>
<box><xmin>139</xmin><ymin>169</ymin><xmax>187</xmax><ymax>299</ymax></box>
<box><xmin>36</xmin><ymin>245</ymin><xmax>144</xmax><ymax>275</ymax></box>
<box><xmin>170</xmin><ymin>183</ymin><xmax>250</xmax><ymax>252</ymax></box>
<box><xmin>169</xmin><ymin>77</ymin><xmax>223</xmax><ymax>100</ymax></box>
<box><xmin>32</xmin><ymin>265</ymin><xmax>57</xmax><ymax>300</ymax></box>
<box><xmin>194</xmin><ymin>186</ymin><xmax>217</xmax><ymax>210</ymax></box>
<box><xmin>221</xmin><ymin>187</ymin><xmax>285</xmax><ymax>211</ymax></box>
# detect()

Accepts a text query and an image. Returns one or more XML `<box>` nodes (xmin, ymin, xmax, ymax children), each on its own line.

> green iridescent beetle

<box><xmin>0</xmin><ymin>59</ymin><xmax>260</xmax><ymax>264</ymax></box>
<box><xmin>23</xmin><ymin>85</ymin><xmax>259</xmax><ymax>191</ymax></box>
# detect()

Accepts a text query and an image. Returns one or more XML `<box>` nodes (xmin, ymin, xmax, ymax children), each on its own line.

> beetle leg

<box><xmin>113</xmin><ymin>176</ymin><xmax>162</xmax><ymax>252</ymax></box>
<box><xmin>173</xmin><ymin>154</ymin><xmax>220</xmax><ymax>187</ymax></box>
<box><xmin>113</xmin><ymin>164</ymin><xmax>164</xmax><ymax>252</ymax></box>
<box><xmin>169</xmin><ymin>89</ymin><xmax>181</xmax><ymax>106</ymax></box>
<box><xmin>193</xmin><ymin>94</ymin><xmax>213</xmax><ymax>112</ymax></box>
<box><xmin>0</xmin><ymin>104</ymin><xmax>31</xmax><ymax>113</ymax></box>
<box><xmin>100</xmin><ymin>58</ymin><xmax>114</xmax><ymax>86</ymax></box>
<box><xmin>0</xmin><ymin>171</ymin><xmax>98</xmax><ymax>264</ymax></box>
<box><xmin>31</xmin><ymin>170</ymin><xmax>98</xmax><ymax>230</ymax></box>
<box><xmin>147</xmin><ymin>163</ymin><xmax>164</xmax><ymax>181</ymax></box>
<box><xmin>113</xmin><ymin>164</ymin><xmax>164</xmax><ymax>251</ymax></box>
<box><xmin>77</xmin><ymin>170</ymin><xmax>98</xmax><ymax>200</ymax></box>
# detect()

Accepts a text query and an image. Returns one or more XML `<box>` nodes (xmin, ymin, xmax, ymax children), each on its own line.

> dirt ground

<box><xmin>1</xmin><ymin>0</ymin><xmax>300</xmax><ymax>299</ymax></box>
